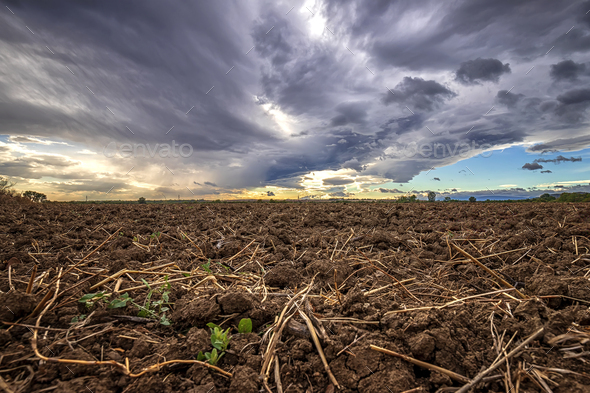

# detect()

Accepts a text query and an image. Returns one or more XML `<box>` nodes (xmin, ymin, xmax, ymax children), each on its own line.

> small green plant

<box><xmin>201</xmin><ymin>259</ymin><xmax>212</xmax><ymax>274</ymax></box>
<box><xmin>78</xmin><ymin>292</ymin><xmax>109</xmax><ymax>308</ymax></box>
<box><xmin>108</xmin><ymin>293</ymin><xmax>133</xmax><ymax>309</ymax></box>
<box><xmin>207</xmin><ymin>323</ymin><xmax>231</xmax><ymax>351</ymax></box>
<box><xmin>78</xmin><ymin>278</ymin><xmax>171</xmax><ymax>325</ymax></box>
<box><xmin>196</xmin><ymin>322</ymin><xmax>232</xmax><ymax>365</ymax></box>
<box><xmin>71</xmin><ymin>314</ymin><xmax>86</xmax><ymax>323</ymax></box>
<box><xmin>197</xmin><ymin>348</ymin><xmax>223</xmax><ymax>366</ymax></box>
<box><xmin>238</xmin><ymin>318</ymin><xmax>252</xmax><ymax>334</ymax></box>
<box><xmin>150</xmin><ymin>232</ymin><xmax>161</xmax><ymax>239</ymax></box>
<box><xmin>134</xmin><ymin>277</ymin><xmax>171</xmax><ymax>325</ymax></box>
<box><xmin>216</xmin><ymin>261</ymin><xmax>230</xmax><ymax>273</ymax></box>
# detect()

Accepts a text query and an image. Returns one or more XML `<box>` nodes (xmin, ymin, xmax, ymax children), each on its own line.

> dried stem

<box><xmin>451</xmin><ymin>243</ymin><xmax>528</xmax><ymax>299</ymax></box>
<box><xmin>371</xmin><ymin>344</ymin><xmax>469</xmax><ymax>384</ymax></box>
<box><xmin>299</xmin><ymin>309</ymin><xmax>340</xmax><ymax>389</ymax></box>
<box><xmin>456</xmin><ymin>327</ymin><xmax>545</xmax><ymax>393</ymax></box>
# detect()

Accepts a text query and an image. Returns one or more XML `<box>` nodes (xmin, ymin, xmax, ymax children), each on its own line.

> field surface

<box><xmin>1</xmin><ymin>202</ymin><xmax>590</xmax><ymax>393</ymax></box>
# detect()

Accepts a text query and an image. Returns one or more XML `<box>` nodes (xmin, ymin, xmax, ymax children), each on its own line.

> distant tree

<box><xmin>23</xmin><ymin>190</ymin><xmax>47</xmax><ymax>203</ymax></box>
<box><xmin>557</xmin><ymin>192</ymin><xmax>590</xmax><ymax>202</ymax></box>
<box><xmin>0</xmin><ymin>176</ymin><xmax>16</xmax><ymax>196</ymax></box>
<box><xmin>537</xmin><ymin>193</ymin><xmax>556</xmax><ymax>202</ymax></box>
<box><xmin>408</xmin><ymin>195</ymin><xmax>417</xmax><ymax>203</ymax></box>
<box><xmin>138</xmin><ymin>197</ymin><xmax>146</xmax><ymax>204</ymax></box>
<box><xmin>443</xmin><ymin>196</ymin><xmax>452</xmax><ymax>202</ymax></box>
<box><xmin>469</xmin><ymin>196</ymin><xmax>476</xmax><ymax>202</ymax></box>
<box><xmin>427</xmin><ymin>191</ymin><xmax>436</xmax><ymax>202</ymax></box>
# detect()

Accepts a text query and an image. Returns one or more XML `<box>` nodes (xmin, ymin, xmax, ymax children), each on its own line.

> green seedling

<box><xmin>134</xmin><ymin>277</ymin><xmax>171</xmax><ymax>325</ymax></box>
<box><xmin>216</xmin><ymin>261</ymin><xmax>230</xmax><ymax>273</ymax></box>
<box><xmin>201</xmin><ymin>259</ymin><xmax>212</xmax><ymax>274</ymax></box>
<box><xmin>108</xmin><ymin>293</ymin><xmax>133</xmax><ymax>309</ymax></box>
<box><xmin>71</xmin><ymin>314</ymin><xmax>86</xmax><ymax>323</ymax></box>
<box><xmin>238</xmin><ymin>318</ymin><xmax>252</xmax><ymax>334</ymax></box>
<box><xmin>207</xmin><ymin>323</ymin><xmax>231</xmax><ymax>351</ymax></box>
<box><xmin>150</xmin><ymin>232</ymin><xmax>161</xmax><ymax>239</ymax></box>
<box><xmin>197</xmin><ymin>348</ymin><xmax>224</xmax><ymax>366</ymax></box>
<box><xmin>78</xmin><ymin>292</ymin><xmax>109</xmax><ymax>308</ymax></box>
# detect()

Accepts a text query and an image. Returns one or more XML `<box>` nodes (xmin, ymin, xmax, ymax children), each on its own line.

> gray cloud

<box><xmin>540</xmin><ymin>170</ymin><xmax>552</xmax><ymax>173</ymax></box>
<box><xmin>550</xmin><ymin>60</ymin><xmax>588</xmax><ymax>81</ymax></box>
<box><xmin>382</xmin><ymin>77</ymin><xmax>456</xmax><ymax>111</ymax></box>
<box><xmin>328</xmin><ymin>191</ymin><xmax>354</xmax><ymax>197</ymax></box>
<box><xmin>266</xmin><ymin>191</ymin><xmax>275</xmax><ymax>196</ymax></box>
<box><xmin>556</xmin><ymin>88</ymin><xmax>590</xmax><ymax>105</ymax></box>
<box><xmin>341</xmin><ymin>158</ymin><xmax>366</xmax><ymax>172</ymax></box>
<box><xmin>330</xmin><ymin>102</ymin><xmax>369</xmax><ymax>126</ymax></box>
<box><xmin>455</xmin><ymin>58</ymin><xmax>511</xmax><ymax>85</ymax></box>
<box><xmin>433</xmin><ymin>177</ymin><xmax>440</xmax><ymax>181</ymax></box>
<box><xmin>323</xmin><ymin>177</ymin><xmax>354</xmax><ymax>186</ymax></box>
<box><xmin>496</xmin><ymin>90</ymin><xmax>524</xmax><ymax>108</ymax></box>
<box><xmin>204</xmin><ymin>181</ymin><xmax>218</xmax><ymax>187</ymax></box>
<box><xmin>533</xmin><ymin>155</ymin><xmax>582</xmax><ymax>164</ymax></box>
<box><xmin>553</xmin><ymin>88</ymin><xmax>590</xmax><ymax>123</ymax></box>
<box><xmin>522</xmin><ymin>162</ymin><xmax>543</xmax><ymax>170</ymax></box>
<box><xmin>378</xmin><ymin>188</ymin><xmax>402</xmax><ymax>193</ymax></box>
<box><xmin>528</xmin><ymin>135</ymin><xmax>590</xmax><ymax>153</ymax></box>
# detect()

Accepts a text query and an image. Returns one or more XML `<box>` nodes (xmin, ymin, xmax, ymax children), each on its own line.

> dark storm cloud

<box><xmin>320</xmin><ymin>0</ymin><xmax>583</xmax><ymax>71</ymax></box>
<box><xmin>377</xmin><ymin>115</ymin><xmax>424</xmax><ymax>137</ymax></box>
<box><xmin>528</xmin><ymin>135</ymin><xmax>590</xmax><ymax>153</ymax></box>
<box><xmin>3</xmin><ymin>0</ymin><xmax>590</xmax><ymax>198</ymax></box>
<box><xmin>550</xmin><ymin>60</ymin><xmax>588</xmax><ymax>81</ymax></box>
<box><xmin>253</xmin><ymin>9</ymin><xmax>363</xmax><ymax>119</ymax></box>
<box><xmin>496</xmin><ymin>90</ymin><xmax>524</xmax><ymax>108</ymax></box>
<box><xmin>330</xmin><ymin>102</ymin><xmax>369</xmax><ymax>126</ymax></box>
<box><xmin>0</xmin><ymin>1</ymin><xmax>276</xmax><ymax>151</ymax></box>
<box><xmin>323</xmin><ymin>177</ymin><xmax>354</xmax><ymax>186</ymax></box>
<box><xmin>556</xmin><ymin>88</ymin><xmax>590</xmax><ymax>105</ymax></box>
<box><xmin>522</xmin><ymin>162</ymin><xmax>543</xmax><ymax>170</ymax></box>
<box><xmin>329</xmin><ymin>191</ymin><xmax>354</xmax><ymax>197</ymax></box>
<box><xmin>0</xmin><ymin>155</ymin><xmax>80</xmax><ymax>179</ymax></box>
<box><xmin>378</xmin><ymin>188</ymin><xmax>402</xmax><ymax>193</ymax></box>
<box><xmin>266</xmin><ymin>191</ymin><xmax>275</xmax><ymax>196</ymax></box>
<box><xmin>382</xmin><ymin>77</ymin><xmax>456</xmax><ymax>111</ymax></box>
<box><xmin>341</xmin><ymin>158</ymin><xmax>366</xmax><ymax>172</ymax></box>
<box><xmin>455</xmin><ymin>58</ymin><xmax>511</xmax><ymax>85</ymax></box>
<box><xmin>251</xmin><ymin>11</ymin><xmax>293</xmax><ymax>67</ymax></box>
<box><xmin>533</xmin><ymin>155</ymin><xmax>582</xmax><ymax>164</ymax></box>
<box><xmin>553</xmin><ymin>88</ymin><xmax>590</xmax><ymax>123</ymax></box>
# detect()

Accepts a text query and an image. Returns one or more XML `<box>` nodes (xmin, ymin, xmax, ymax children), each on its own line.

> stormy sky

<box><xmin>1</xmin><ymin>0</ymin><xmax>589</xmax><ymax>201</ymax></box>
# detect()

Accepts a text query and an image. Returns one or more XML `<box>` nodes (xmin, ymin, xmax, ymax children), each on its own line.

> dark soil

<box><xmin>1</xmin><ymin>201</ymin><xmax>590</xmax><ymax>392</ymax></box>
